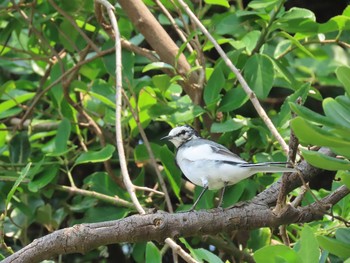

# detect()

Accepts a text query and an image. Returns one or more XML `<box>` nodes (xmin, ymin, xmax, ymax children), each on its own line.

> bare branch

<box><xmin>4</xmin><ymin>148</ymin><xmax>349</xmax><ymax>263</ymax></box>
<box><xmin>95</xmin><ymin>0</ymin><xmax>146</xmax><ymax>214</ymax></box>
<box><xmin>4</xmin><ymin>183</ymin><xmax>348</xmax><ymax>263</ymax></box>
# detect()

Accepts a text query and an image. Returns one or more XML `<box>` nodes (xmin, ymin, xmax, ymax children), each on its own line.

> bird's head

<box><xmin>161</xmin><ymin>125</ymin><xmax>199</xmax><ymax>148</ymax></box>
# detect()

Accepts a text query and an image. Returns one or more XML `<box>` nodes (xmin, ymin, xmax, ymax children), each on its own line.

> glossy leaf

<box><xmin>28</xmin><ymin>164</ymin><xmax>59</xmax><ymax>192</ymax></box>
<box><xmin>211</xmin><ymin>118</ymin><xmax>245</xmax><ymax>133</ymax></box>
<box><xmin>0</xmin><ymin>92</ymin><xmax>35</xmax><ymax>113</ymax></box>
<box><xmin>273</xmin><ymin>7</ymin><xmax>318</xmax><ymax>33</ymax></box>
<box><xmin>193</xmin><ymin>248</ymin><xmax>224</xmax><ymax>263</ymax></box>
<box><xmin>301</xmin><ymin>149</ymin><xmax>350</xmax><ymax>171</ymax></box>
<box><xmin>204</xmin><ymin>0</ymin><xmax>229</xmax><ymax>7</ymax></box>
<box><xmin>290</xmin><ymin>117</ymin><xmax>350</xmax><ymax>148</ymax></box>
<box><xmin>5</xmin><ymin>162</ymin><xmax>32</xmax><ymax>209</ymax></box>
<box><xmin>336</xmin><ymin>228</ymin><xmax>350</xmax><ymax>245</ymax></box>
<box><xmin>74</xmin><ymin>144</ymin><xmax>116</xmax><ymax>165</ymax></box>
<box><xmin>9</xmin><ymin>132</ymin><xmax>31</xmax><ymax>164</ymax></box>
<box><xmin>297</xmin><ymin>225</ymin><xmax>320</xmax><ymax>263</ymax></box>
<box><xmin>323</xmin><ymin>98</ymin><xmax>350</xmax><ymax>129</ymax></box>
<box><xmin>254</xmin><ymin>245</ymin><xmax>302</xmax><ymax>263</ymax></box>
<box><xmin>248</xmin><ymin>228</ymin><xmax>271</xmax><ymax>251</ymax></box>
<box><xmin>142</xmin><ymin>62</ymin><xmax>174</xmax><ymax>72</ymax></box>
<box><xmin>218</xmin><ymin>86</ymin><xmax>249</xmax><ymax>112</ymax></box>
<box><xmin>289</xmin><ymin>103</ymin><xmax>342</xmax><ymax>129</ymax></box>
<box><xmin>160</xmin><ymin>145</ymin><xmax>182</xmax><ymax>200</ymax></box>
<box><xmin>317</xmin><ymin>236</ymin><xmax>350</xmax><ymax>260</ymax></box>
<box><xmin>244</xmin><ymin>54</ymin><xmax>274</xmax><ymax>99</ymax></box>
<box><xmin>145</xmin><ymin>242</ymin><xmax>161</xmax><ymax>263</ymax></box>
<box><xmin>336</xmin><ymin>66</ymin><xmax>350</xmax><ymax>96</ymax></box>
<box><xmin>53</xmin><ymin>118</ymin><xmax>71</xmax><ymax>155</ymax></box>
<box><xmin>248</xmin><ymin>0</ymin><xmax>280</xmax><ymax>10</ymax></box>
<box><xmin>204</xmin><ymin>67</ymin><xmax>225</xmax><ymax>107</ymax></box>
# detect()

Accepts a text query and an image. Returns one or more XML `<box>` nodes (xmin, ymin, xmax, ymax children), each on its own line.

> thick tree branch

<box><xmin>4</xmin><ymin>148</ymin><xmax>349</xmax><ymax>263</ymax></box>
<box><xmin>117</xmin><ymin>0</ymin><xmax>202</xmax><ymax>105</ymax></box>
<box><xmin>4</xmin><ymin>184</ymin><xmax>348</xmax><ymax>263</ymax></box>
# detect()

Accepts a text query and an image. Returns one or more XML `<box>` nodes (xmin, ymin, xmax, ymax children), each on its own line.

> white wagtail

<box><xmin>161</xmin><ymin>125</ymin><xmax>295</xmax><ymax>211</ymax></box>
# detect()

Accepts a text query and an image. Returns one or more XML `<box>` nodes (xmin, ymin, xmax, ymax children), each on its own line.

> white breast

<box><xmin>176</xmin><ymin>145</ymin><xmax>254</xmax><ymax>190</ymax></box>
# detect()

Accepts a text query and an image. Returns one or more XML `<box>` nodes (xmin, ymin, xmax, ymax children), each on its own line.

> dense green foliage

<box><xmin>0</xmin><ymin>0</ymin><xmax>350</xmax><ymax>262</ymax></box>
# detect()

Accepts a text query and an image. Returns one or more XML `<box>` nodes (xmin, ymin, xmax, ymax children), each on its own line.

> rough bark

<box><xmin>117</xmin><ymin>0</ymin><xmax>202</xmax><ymax>105</ymax></box>
<box><xmin>4</xmin><ymin>148</ymin><xmax>349</xmax><ymax>263</ymax></box>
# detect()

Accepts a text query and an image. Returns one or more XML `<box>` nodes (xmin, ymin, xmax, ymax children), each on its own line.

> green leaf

<box><xmin>84</xmin><ymin>172</ymin><xmax>125</xmax><ymax>197</ymax></box>
<box><xmin>75</xmin><ymin>144</ymin><xmax>116</xmax><ymax>165</ymax></box>
<box><xmin>79</xmin><ymin>206</ymin><xmax>128</xmax><ymax>223</ymax></box>
<box><xmin>59</xmin><ymin>20</ymin><xmax>79</xmax><ymax>52</ymax></box>
<box><xmin>317</xmin><ymin>235</ymin><xmax>350</xmax><ymax>260</ymax></box>
<box><xmin>9</xmin><ymin>132</ymin><xmax>31</xmax><ymax>163</ymax></box>
<box><xmin>298</xmin><ymin>225</ymin><xmax>320</xmax><ymax>263</ymax></box>
<box><xmin>244</xmin><ymin>54</ymin><xmax>274</xmax><ymax>99</ymax></box>
<box><xmin>204</xmin><ymin>67</ymin><xmax>225</xmax><ymax>107</ymax></box>
<box><xmin>204</xmin><ymin>0</ymin><xmax>229</xmax><ymax>8</ymax></box>
<box><xmin>338</xmin><ymin>171</ymin><xmax>350</xmax><ymax>189</ymax></box>
<box><xmin>0</xmin><ymin>92</ymin><xmax>35</xmax><ymax>113</ymax></box>
<box><xmin>336</xmin><ymin>66</ymin><xmax>350</xmax><ymax>96</ymax></box>
<box><xmin>223</xmin><ymin>180</ymin><xmax>247</xmax><ymax>207</ymax></box>
<box><xmin>336</xmin><ymin>228</ymin><xmax>350</xmax><ymax>245</ymax></box>
<box><xmin>134</xmin><ymin>143</ymin><xmax>162</xmax><ymax>162</ymax></box>
<box><xmin>289</xmin><ymin>103</ymin><xmax>343</xmax><ymax>129</ymax></box>
<box><xmin>152</xmin><ymin>74</ymin><xmax>171</xmax><ymax>93</ymax></box>
<box><xmin>193</xmin><ymin>248</ymin><xmax>224</xmax><ymax>263</ymax></box>
<box><xmin>218</xmin><ymin>86</ymin><xmax>248</xmax><ymax>112</ymax></box>
<box><xmin>5</xmin><ymin>162</ymin><xmax>32</xmax><ymax>210</ymax></box>
<box><xmin>254</xmin><ymin>245</ymin><xmax>303</xmax><ymax>263</ymax></box>
<box><xmin>273</xmin><ymin>7</ymin><xmax>318</xmax><ymax>33</ymax></box>
<box><xmin>159</xmin><ymin>145</ymin><xmax>182</xmax><ymax>200</ymax></box>
<box><xmin>301</xmin><ymin>149</ymin><xmax>350</xmax><ymax>171</ymax></box>
<box><xmin>0</xmin><ymin>123</ymin><xmax>8</xmax><ymax>147</ymax></box>
<box><xmin>248</xmin><ymin>228</ymin><xmax>272</xmax><ymax>251</ymax></box>
<box><xmin>75</xmin><ymin>88</ymin><xmax>116</xmax><ymax>109</ymax></box>
<box><xmin>323</xmin><ymin>98</ymin><xmax>350</xmax><ymax>129</ymax></box>
<box><xmin>36</xmin><ymin>204</ymin><xmax>56</xmax><ymax>230</ymax></box>
<box><xmin>53</xmin><ymin>118</ymin><xmax>71</xmax><ymax>155</ymax></box>
<box><xmin>28</xmin><ymin>164</ymin><xmax>59</xmax><ymax>192</ymax></box>
<box><xmin>248</xmin><ymin>0</ymin><xmax>280</xmax><ymax>10</ymax></box>
<box><xmin>242</xmin><ymin>30</ymin><xmax>261</xmax><ymax>54</ymax></box>
<box><xmin>278</xmin><ymin>31</ymin><xmax>314</xmax><ymax>58</ymax></box>
<box><xmin>145</xmin><ymin>242</ymin><xmax>161</xmax><ymax>263</ymax></box>
<box><xmin>142</xmin><ymin>62</ymin><xmax>174</xmax><ymax>72</ymax></box>
<box><xmin>290</xmin><ymin>117</ymin><xmax>350</xmax><ymax>148</ymax></box>
<box><xmin>211</xmin><ymin>118</ymin><xmax>246</xmax><ymax>133</ymax></box>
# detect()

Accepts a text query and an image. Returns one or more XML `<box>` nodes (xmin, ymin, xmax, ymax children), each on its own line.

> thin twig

<box><xmin>252</xmin><ymin>0</ymin><xmax>286</xmax><ymax>54</ymax></box>
<box><xmin>276</xmin><ymin>39</ymin><xmax>350</xmax><ymax>60</ymax></box>
<box><xmin>95</xmin><ymin>1</ymin><xmax>197</xmax><ymax>262</ymax></box>
<box><xmin>49</xmin><ymin>0</ymin><xmax>100</xmax><ymax>53</ymax></box>
<box><xmin>177</xmin><ymin>0</ymin><xmax>289</xmax><ymax>155</ymax></box>
<box><xmin>55</xmin><ymin>185</ymin><xmax>135</xmax><ymax>209</ymax></box>
<box><xmin>122</xmin><ymin>90</ymin><xmax>173</xmax><ymax>212</ymax></box>
<box><xmin>164</xmin><ymin>238</ymin><xmax>199</xmax><ymax>263</ymax></box>
<box><xmin>276</xmin><ymin>97</ymin><xmax>301</xmax><ymax>215</ymax></box>
<box><xmin>134</xmin><ymin>186</ymin><xmax>165</xmax><ymax>196</ymax></box>
<box><xmin>95</xmin><ymin>0</ymin><xmax>146</xmax><ymax>214</ymax></box>
<box><xmin>154</xmin><ymin>0</ymin><xmax>197</xmax><ymax>63</ymax></box>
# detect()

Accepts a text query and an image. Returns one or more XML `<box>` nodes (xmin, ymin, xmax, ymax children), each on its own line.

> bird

<box><xmin>161</xmin><ymin>125</ymin><xmax>295</xmax><ymax>211</ymax></box>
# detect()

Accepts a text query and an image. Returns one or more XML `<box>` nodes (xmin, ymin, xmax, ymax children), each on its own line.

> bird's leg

<box><xmin>217</xmin><ymin>182</ymin><xmax>228</xmax><ymax>208</ymax></box>
<box><xmin>189</xmin><ymin>184</ymin><xmax>208</xmax><ymax>211</ymax></box>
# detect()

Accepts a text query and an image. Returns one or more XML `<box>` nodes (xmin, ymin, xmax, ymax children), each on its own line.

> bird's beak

<box><xmin>161</xmin><ymin>135</ymin><xmax>172</xmax><ymax>141</ymax></box>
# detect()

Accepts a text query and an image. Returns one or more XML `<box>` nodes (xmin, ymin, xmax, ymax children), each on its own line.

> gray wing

<box><xmin>179</xmin><ymin>138</ymin><xmax>247</xmax><ymax>164</ymax></box>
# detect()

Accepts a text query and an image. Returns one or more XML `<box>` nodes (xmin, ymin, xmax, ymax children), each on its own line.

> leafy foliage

<box><xmin>0</xmin><ymin>0</ymin><xmax>350</xmax><ymax>262</ymax></box>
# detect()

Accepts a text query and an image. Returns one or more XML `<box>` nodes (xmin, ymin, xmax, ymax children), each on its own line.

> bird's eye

<box><xmin>178</xmin><ymin>130</ymin><xmax>188</xmax><ymax>136</ymax></box>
